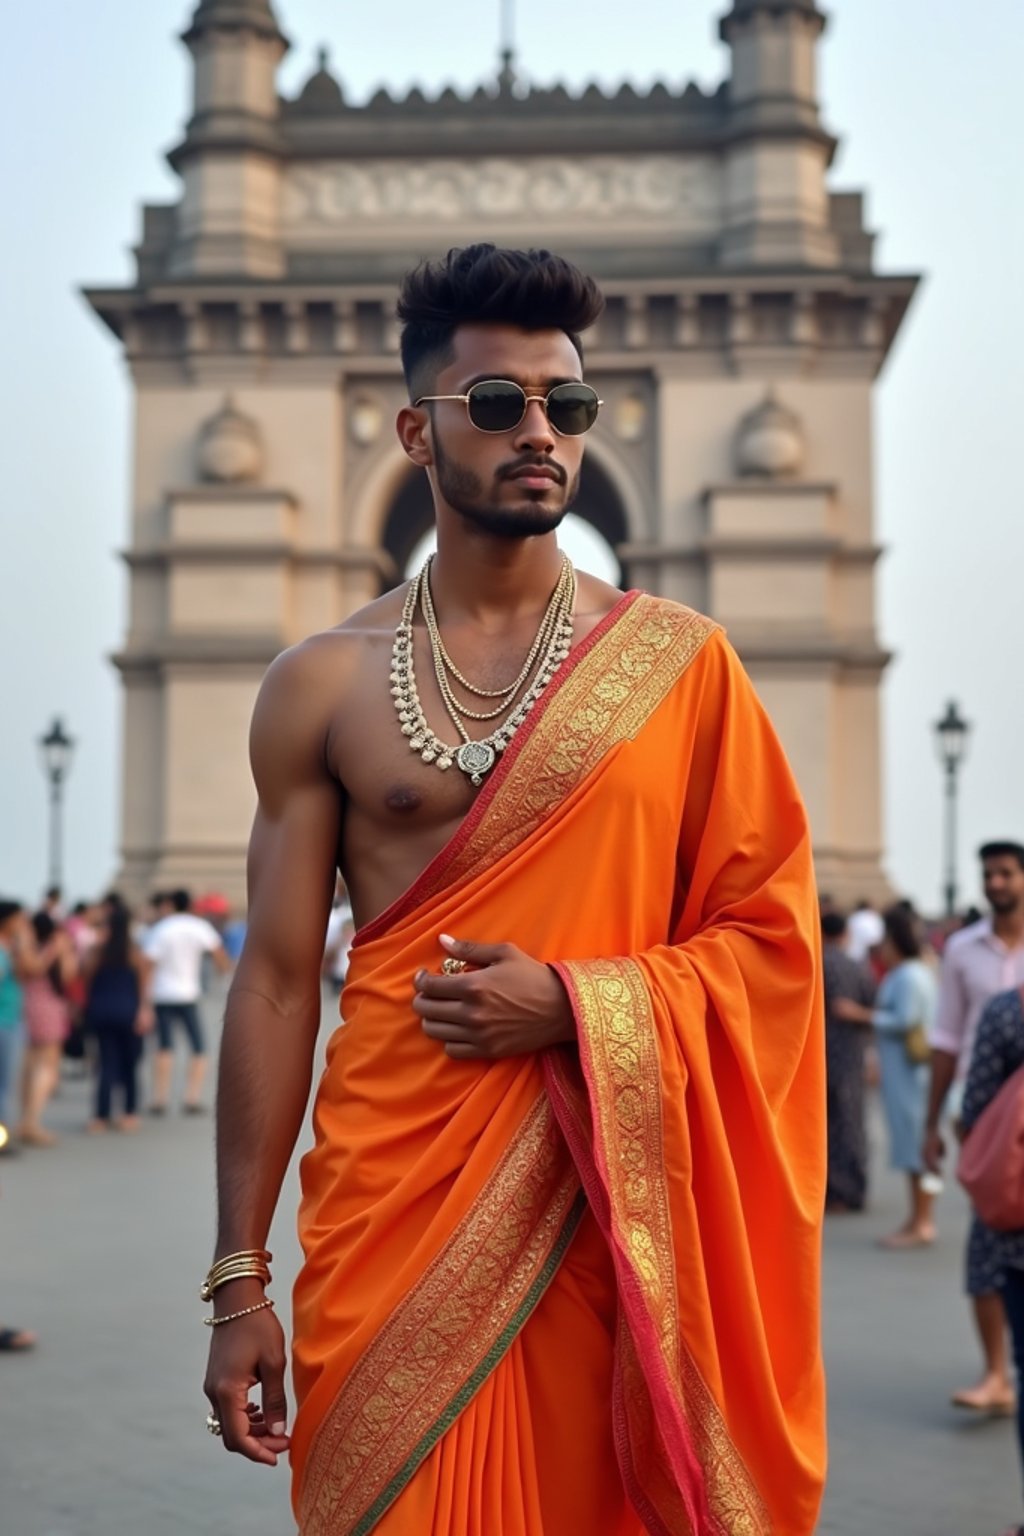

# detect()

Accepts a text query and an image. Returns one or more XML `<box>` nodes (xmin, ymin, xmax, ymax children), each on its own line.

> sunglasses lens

<box><xmin>466</xmin><ymin>381</ymin><xmax>526</xmax><ymax>433</ymax></box>
<box><xmin>546</xmin><ymin>384</ymin><xmax>601</xmax><ymax>436</ymax></box>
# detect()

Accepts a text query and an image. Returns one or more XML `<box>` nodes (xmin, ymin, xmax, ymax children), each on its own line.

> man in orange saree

<box><xmin>290</xmin><ymin>597</ymin><xmax>826</xmax><ymax>1536</ymax></box>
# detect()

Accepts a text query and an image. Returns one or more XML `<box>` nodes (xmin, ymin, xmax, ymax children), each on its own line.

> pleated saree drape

<box><xmin>290</xmin><ymin>594</ymin><xmax>827</xmax><ymax>1536</ymax></box>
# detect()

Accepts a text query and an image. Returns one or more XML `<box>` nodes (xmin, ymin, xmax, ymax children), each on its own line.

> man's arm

<box><xmin>210</xmin><ymin>941</ymin><xmax>233</xmax><ymax>977</ymax></box>
<box><xmin>203</xmin><ymin>645</ymin><xmax>342</xmax><ymax>1468</ymax></box>
<box><xmin>923</xmin><ymin>947</ymin><xmax>967</xmax><ymax>1170</ymax></box>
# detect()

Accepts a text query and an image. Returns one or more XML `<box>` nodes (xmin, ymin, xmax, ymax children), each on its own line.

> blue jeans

<box><xmin>1002</xmin><ymin>1265</ymin><xmax>1024</xmax><ymax>1509</ymax></box>
<box><xmin>0</xmin><ymin>1026</ymin><xmax>19</xmax><ymax>1127</ymax></box>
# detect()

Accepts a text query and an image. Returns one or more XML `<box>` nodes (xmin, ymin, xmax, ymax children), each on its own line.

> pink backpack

<box><xmin>958</xmin><ymin>1053</ymin><xmax>1024</xmax><ymax>1232</ymax></box>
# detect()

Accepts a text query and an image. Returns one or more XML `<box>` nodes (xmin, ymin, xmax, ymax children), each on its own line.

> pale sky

<box><xmin>2</xmin><ymin>0</ymin><xmax>1022</xmax><ymax>912</ymax></box>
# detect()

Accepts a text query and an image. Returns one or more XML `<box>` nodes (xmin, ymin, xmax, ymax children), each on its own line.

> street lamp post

<box><xmin>38</xmin><ymin>717</ymin><xmax>75</xmax><ymax>892</ymax></box>
<box><xmin>933</xmin><ymin>700</ymin><xmax>970</xmax><ymax>920</ymax></box>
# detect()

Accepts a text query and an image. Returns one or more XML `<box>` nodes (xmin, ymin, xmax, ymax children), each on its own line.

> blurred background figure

<box><xmin>926</xmin><ymin>841</ymin><xmax>1024</xmax><ymax>1417</ymax></box>
<box><xmin>836</xmin><ymin>904</ymin><xmax>937</xmax><ymax>1247</ymax></box>
<box><xmin>961</xmin><ymin>982</ymin><xmax>1024</xmax><ymax>1536</ymax></box>
<box><xmin>847</xmin><ymin>899</ymin><xmax>885</xmax><ymax>974</ymax></box>
<box><xmin>822</xmin><ymin>910</ymin><xmax>876</xmax><ymax>1213</ymax></box>
<box><xmin>17</xmin><ymin>910</ymin><xmax>77</xmax><ymax>1147</ymax></box>
<box><xmin>144</xmin><ymin>889</ymin><xmax>231</xmax><ymax>1114</ymax></box>
<box><xmin>322</xmin><ymin>878</ymin><xmax>354</xmax><ymax>996</ymax></box>
<box><xmin>222</xmin><ymin>908</ymin><xmax>248</xmax><ymax>963</ymax></box>
<box><xmin>62</xmin><ymin>900</ymin><xmax>102</xmax><ymax>1071</ymax></box>
<box><xmin>82</xmin><ymin>897</ymin><xmax>153</xmax><ymax>1133</ymax></box>
<box><xmin>0</xmin><ymin>900</ymin><xmax>26</xmax><ymax>1151</ymax></box>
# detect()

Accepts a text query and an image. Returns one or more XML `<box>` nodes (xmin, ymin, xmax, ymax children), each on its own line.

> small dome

<box><xmin>735</xmin><ymin>390</ymin><xmax>804</xmax><ymax>478</ymax></box>
<box><xmin>197</xmin><ymin>397</ymin><xmax>264</xmax><ymax>484</ymax></box>
<box><xmin>293</xmin><ymin>47</ymin><xmax>344</xmax><ymax>114</ymax></box>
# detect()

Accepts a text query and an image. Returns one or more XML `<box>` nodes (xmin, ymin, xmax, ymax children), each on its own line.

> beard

<box><xmin>433</xmin><ymin>435</ymin><xmax>580</xmax><ymax>540</ymax></box>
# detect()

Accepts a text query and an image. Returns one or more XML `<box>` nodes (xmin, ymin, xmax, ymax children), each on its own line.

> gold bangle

<box><xmin>200</xmin><ymin>1249</ymin><xmax>272</xmax><ymax>1302</ymax></box>
<box><xmin>200</xmin><ymin>1266</ymin><xmax>271</xmax><ymax>1302</ymax></box>
<box><xmin>204</xmin><ymin>1298</ymin><xmax>275</xmax><ymax>1328</ymax></box>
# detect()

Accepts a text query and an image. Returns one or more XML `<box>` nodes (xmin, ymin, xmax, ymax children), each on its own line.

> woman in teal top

<box><xmin>0</xmin><ymin>899</ymin><xmax>25</xmax><ymax>1136</ymax></box>
<box><xmin>836</xmin><ymin>904</ymin><xmax>938</xmax><ymax>1249</ymax></box>
<box><xmin>0</xmin><ymin>898</ymin><xmax>36</xmax><ymax>1349</ymax></box>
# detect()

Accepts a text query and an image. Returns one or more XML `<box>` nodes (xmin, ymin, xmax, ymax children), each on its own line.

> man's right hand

<box><xmin>203</xmin><ymin>1298</ymin><xmax>290</xmax><ymax>1467</ymax></box>
<box><xmin>922</xmin><ymin>1126</ymin><xmax>946</xmax><ymax>1175</ymax></box>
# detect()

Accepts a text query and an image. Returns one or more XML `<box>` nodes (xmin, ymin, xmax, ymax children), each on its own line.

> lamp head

<box><xmin>934</xmin><ymin>699</ymin><xmax>969</xmax><ymax>770</ymax></box>
<box><xmin>39</xmin><ymin>717</ymin><xmax>75</xmax><ymax>784</ymax></box>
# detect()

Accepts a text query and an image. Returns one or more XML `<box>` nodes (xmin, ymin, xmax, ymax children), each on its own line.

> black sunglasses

<box><xmin>414</xmin><ymin>379</ymin><xmax>603</xmax><ymax>437</ymax></box>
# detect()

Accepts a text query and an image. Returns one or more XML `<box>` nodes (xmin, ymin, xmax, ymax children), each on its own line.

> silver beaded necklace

<box><xmin>390</xmin><ymin>556</ymin><xmax>576</xmax><ymax>786</ymax></box>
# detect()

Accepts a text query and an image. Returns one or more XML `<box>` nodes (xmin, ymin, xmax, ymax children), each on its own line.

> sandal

<box><xmin>0</xmin><ymin>1327</ymin><xmax>37</xmax><ymax>1352</ymax></box>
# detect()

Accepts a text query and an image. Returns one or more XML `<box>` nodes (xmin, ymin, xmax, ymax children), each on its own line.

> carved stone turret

<box><xmin>718</xmin><ymin>0</ymin><xmax>838</xmax><ymax>267</ymax></box>
<box><xmin>167</xmin><ymin>0</ymin><xmax>290</xmax><ymax>277</ymax></box>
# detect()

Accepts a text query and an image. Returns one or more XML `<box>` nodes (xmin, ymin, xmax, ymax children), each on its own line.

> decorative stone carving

<box><xmin>349</xmin><ymin>395</ymin><xmax>384</xmax><ymax>447</ymax></box>
<box><xmin>614</xmin><ymin>393</ymin><xmax>649</xmax><ymax>445</ymax></box>
<box><xmin>197</xmin><ymin>397</ymin><xmax>264</xmax><ymax>483</ymax></box>
<box><xmin>283</xmin><ymin>155</ymin><xmax>719</xmax><ymax>240</ymax></box>
<box><xmin>735</xmin><ymin>390</ymin><xmax>804</xmax><ymax>478</ymax></box>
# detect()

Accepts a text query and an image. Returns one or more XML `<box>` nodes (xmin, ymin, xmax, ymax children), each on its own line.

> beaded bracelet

<box><xmin>204</xmin><ymin>1298</ymin><xmax>275</xmax><ymax>1328</ymax></box>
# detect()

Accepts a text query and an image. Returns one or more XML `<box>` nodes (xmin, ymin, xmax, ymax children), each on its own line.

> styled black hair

<box><xmin>883</xmin><ymin>903</ymin><xmax>922</xmax><ymax>961</ymax></box>
<box><xmin>979</xmin><ymin>841</ymin><xmax>1024</xmax><ymax>872</ymax></box>
<box><xmin>0</xmin><ymin>899</ymin><xmax>23</xmax><ymax>930</ymax></box>
<box><xmin>821</xmin><ymin>911</ymin><xmax>848</xmax><ymax>940</ymax></box>
<box><xmin>397</xmin><ymin>244</ymin><xmax>605</xmax><ymax>400</ymax></box>
<box><xmin>171</xmin><ymin>889</ymin><xmax>191</xmax><ymax>913</ymax></box>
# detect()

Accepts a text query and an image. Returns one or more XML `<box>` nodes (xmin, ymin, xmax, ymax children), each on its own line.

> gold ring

<box><xmin>441</xmin><ymin>957</ymin><xmax>469</xmax><ymax>975</ymax></box>
<box><xmin>206</xmin><ymin>1412</ymin><xmax>222</xmax><ymax>1437</ymax></box>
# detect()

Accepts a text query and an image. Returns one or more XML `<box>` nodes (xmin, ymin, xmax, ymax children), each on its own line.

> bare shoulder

<box><xmin>574</xmin><ymin>569</ymin><xmax>625</xmax><ymax>624</ymax></box>
<box><xmin>257</xmin><ymin>586</ymin><xmax>410</xmax><ymax>713</ymax></box>
<box><xmin>251</xmin><ymin>587</ymin><xmax>411</xmax><ymax>783</ymax></box>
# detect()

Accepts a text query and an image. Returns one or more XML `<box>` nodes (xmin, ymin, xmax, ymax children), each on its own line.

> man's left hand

<box><xmin>412</xmin><ymin>935</ymin><xmax>575</xmax><ymax>1060</ymax></box>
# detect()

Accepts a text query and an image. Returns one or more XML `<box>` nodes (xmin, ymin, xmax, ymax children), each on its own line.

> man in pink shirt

<box><xmin>925</xmin><ymin>841</ymin><xmax>1024</xmax><ymax>1414</ymax></box>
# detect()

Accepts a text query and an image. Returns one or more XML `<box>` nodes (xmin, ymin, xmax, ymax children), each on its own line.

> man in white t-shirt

<box><xmin>144</xmin><ymin>889</ymin><xmax>231</xmax><ymax>1114</ymax></box>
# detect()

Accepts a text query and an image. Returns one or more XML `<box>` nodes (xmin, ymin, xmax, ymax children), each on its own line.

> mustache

<box><xmin>497</xmin><ymin>456</ymin><xmax>567</xmax><ymax>486</ymax></box>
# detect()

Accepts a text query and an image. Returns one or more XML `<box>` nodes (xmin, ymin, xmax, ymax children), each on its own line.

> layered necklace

<box><xmin>391</xmin><ymin>555</ymin><xmax>576</xmax><ymax>786</ymax></box>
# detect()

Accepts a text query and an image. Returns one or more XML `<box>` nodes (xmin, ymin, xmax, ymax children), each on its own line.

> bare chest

<box><xmin>329</xmin><ymin>613</ymin><xmax>587</xmax><ymax>835</ymax></box>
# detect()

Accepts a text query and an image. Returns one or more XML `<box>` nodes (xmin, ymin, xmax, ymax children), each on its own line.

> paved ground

<box><xmin>2</xmin><ymin>983</ymin><xmax>1020</xmax><ymax>1535</ymax></box>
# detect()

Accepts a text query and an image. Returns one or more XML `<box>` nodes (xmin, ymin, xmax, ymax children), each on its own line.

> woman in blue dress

<box><xmin>835</xmin><ymin>905</ymin><xmax>937</xmax><ymax>1248</ymax></box>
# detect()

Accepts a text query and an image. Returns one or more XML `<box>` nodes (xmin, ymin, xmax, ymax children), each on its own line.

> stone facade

<box><xmin>85</xmin><ymin>0</ymin><xmax>918</xmax><ymax>905</ymax></box>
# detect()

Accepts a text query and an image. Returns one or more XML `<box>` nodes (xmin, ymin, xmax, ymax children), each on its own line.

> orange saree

<box><xmin>290</xmin><ymin>592</ymin><xmax>826</xmax><ymax>1536</ymax></box>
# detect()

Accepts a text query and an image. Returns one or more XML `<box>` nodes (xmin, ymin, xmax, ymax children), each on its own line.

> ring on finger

<box><xmin>441</xmin><ymin>957</ymin><xmax>469</xmax><ymax>975</ymax></box>
<box><xmin>206</xmin><ymin>1411</ymin><xmax>223</xmax><ymax>1437</ymax></box>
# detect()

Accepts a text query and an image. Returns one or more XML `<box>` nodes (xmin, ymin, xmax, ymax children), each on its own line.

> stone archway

<box><xmin>380</xmin><ymin>453</ymin><xmax>631</xmax><ymax>590</ymax></box>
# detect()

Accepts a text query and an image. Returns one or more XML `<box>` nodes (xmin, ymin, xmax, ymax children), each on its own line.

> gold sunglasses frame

<box><xmin>413</xmin><ymin>378</ymin><xmax>604</xmax><ymax>437</ymax></box>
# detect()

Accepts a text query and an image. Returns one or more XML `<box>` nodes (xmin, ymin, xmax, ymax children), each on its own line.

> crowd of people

<box><xmin>0</xmin><ymin>877</ymin><xmax>354</xmax><ymax>1158</ymax></box>
<box><xmin>0</xmin><ymin>877</ymin><xmax>353</xmax><ymax>1356</ymax></box>
<box><xmin>823</xmin><ymin>839</ymin><xmax>1024</xmax><ymax>1536</ymax></box>
<box><xmin>0</xmin><ymin>887</ymin><xmax>238</xmax><ymax>1152</ymax></box>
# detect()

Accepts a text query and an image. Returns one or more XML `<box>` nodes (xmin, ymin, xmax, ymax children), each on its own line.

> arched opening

<box><xmin>380</xmin><ymin>453</ymin><xmax>631</xmax><ymax>588</ymax></box>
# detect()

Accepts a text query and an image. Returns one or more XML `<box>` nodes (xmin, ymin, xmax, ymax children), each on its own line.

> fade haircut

<box><xmin>980</xmin><ymin>841</ymin><xmax>1024</xmax><ymax>871</ymax></box>
<box><xmin>397</xmin><ymin>243</ymin><xmax>605</xmax><ymax>402</ymax></box>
